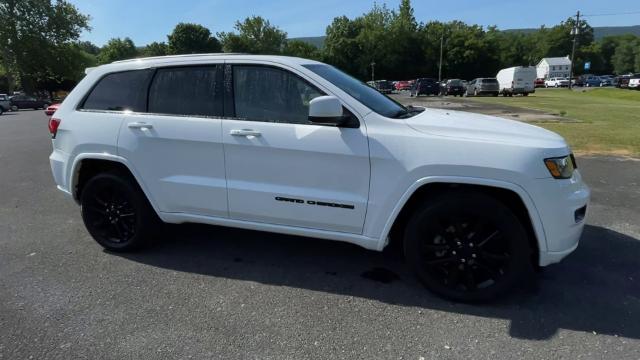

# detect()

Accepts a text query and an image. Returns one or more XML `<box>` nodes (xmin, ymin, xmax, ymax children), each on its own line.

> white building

<box><xmin>536</xmin><ymin>56</ymin><xmax>572</xmax><ymax>79</ymax></box>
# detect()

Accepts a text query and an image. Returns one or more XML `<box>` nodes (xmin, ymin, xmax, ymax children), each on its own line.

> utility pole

<box><xmin>370</xmin><ymin>61</ymin><xmax>376</xmax><ymax>82</ymax></box>
<box><xmin>569</xmin><ymin>10</ymin><xmax>580</xmax><ymax>90</ymax></box>
<box><xmin>438</xmin><ymin>33</ymin><xmax>444</xmax><ymax>82</ymax></box>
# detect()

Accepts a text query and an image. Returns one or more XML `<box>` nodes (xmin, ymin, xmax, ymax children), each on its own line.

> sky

<box><xmin>68</xmin><ymin>0</ymin><xmax>640</xmax><ymax>46</ymax></box>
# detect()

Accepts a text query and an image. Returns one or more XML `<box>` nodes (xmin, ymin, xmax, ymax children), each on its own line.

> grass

<box><xmin>469</xmin><ymin>88</ymin><xmax>640</xmax><ymax>157</ymax></box>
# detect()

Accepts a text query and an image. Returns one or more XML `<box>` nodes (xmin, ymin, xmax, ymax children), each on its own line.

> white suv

<box><xmin>49</xmin><ymin>54</ymin><xmax>590</xmax><ymax>301</ymax></box>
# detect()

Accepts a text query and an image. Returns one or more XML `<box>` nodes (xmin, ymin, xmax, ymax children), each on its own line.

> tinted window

<box><xmin>82</xmin><ymin>70</ymin><xmax>153</xmax><ymax>112</ymax></box>
<box><xmin>303</xmin><ymin>64</ymin><xmax>406</xmax><ymax>118</ymax></box>
<box><xmin>148</xmin><ymin>66</ymin><xmax>223</xmax><ymax>117</ymax></box>
<box><xmin>481</xmin><ymin>79</ymin><xmax>498</xmax><ymax>84</ymax></box>
<box><xmin>233</xmin><ymin>66</ymin><xmax>324</xmax><ymax>124</ymax></box>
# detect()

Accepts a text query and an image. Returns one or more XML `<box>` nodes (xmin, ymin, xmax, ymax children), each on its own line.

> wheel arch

<box><xmin>69</xmin><ymin>154</ymin><xmax>160</xmax><ymax>215</ymax></box>
<box><xmin>382</xmin><ymin>177</ymin><xmax>547</xmax><ymax>264</ymax></box>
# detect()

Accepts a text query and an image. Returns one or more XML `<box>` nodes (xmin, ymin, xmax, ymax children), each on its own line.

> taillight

<box><xmin>48</xmin><ymin>117</ymin><xmax>61</xmax><ymax>138</ymax></box>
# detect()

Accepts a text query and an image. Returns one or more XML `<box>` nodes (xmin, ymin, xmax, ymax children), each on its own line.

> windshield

<box><xmin>303</xmin><ymin>64</ymin><xmax>407</xmax><ymax>118</ymax></box>
<box><xmin>448</xmin><ymin>79</ymin><xmax>462</xmax><ymax>86</ymax></box>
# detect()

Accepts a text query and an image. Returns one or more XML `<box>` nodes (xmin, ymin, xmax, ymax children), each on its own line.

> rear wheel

<box><xmin>80</xmin><ymin>171</ymin><xmax>160</xmax><ymax>251</ymax></box>
<box><xmin>403</xmin><ymin>192</ymin><xmax>531</xmax><ymax>302</ymax></box>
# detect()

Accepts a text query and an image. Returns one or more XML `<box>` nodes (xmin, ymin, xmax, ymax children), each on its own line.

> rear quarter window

<box><xmin>81</xmin><ymin>69</ymin><xmax>154</xmax><ymax>112</ymax></box>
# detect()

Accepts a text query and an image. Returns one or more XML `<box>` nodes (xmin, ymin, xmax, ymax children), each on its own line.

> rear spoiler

<box><xmin>84</xmin><ymin>67</ymin><xmax>96</xmax><ymax>75</ymax></box>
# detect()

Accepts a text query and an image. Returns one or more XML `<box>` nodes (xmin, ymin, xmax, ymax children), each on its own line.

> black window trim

<box><xmin>227</xmin><ymin>63</ymin><xmax>360</xmax><ymax>128</ymax></box>
<box><xmin>77</xmin><ymin>65</ymin><xmax>227</xmax><ymax>120</ymax></box>
<box><xmin>75</xmin><ymin>63</ymin><xmax>360</xmax><ymax>128</ymax></box>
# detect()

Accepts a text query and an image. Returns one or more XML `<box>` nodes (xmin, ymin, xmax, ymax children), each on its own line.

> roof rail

<box><xmin>111</xmin><ymin>53</ymin><xmax>247</xmax><ymax>64</ymax></box>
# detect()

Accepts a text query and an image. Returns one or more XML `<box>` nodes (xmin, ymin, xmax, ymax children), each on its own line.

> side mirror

<box><xmin>308</xmin><ymin>96</ymin><xmax>351</xmax><ymax>127</ymax></box>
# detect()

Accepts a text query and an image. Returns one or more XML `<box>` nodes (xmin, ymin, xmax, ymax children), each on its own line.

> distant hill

<box><xmin>290</xmin><ymin>36</ymin><xmax>326</xmax><ymax>48</ymax></box>
<box><xmin>502</xmin><ymin>25</ymin><xmax>640</xmax><ymax>40</ymax></box>
<box><xmin>291</xmin><ymin>25</ymin><xmax>640</xmax><ymax>48</ymax></box>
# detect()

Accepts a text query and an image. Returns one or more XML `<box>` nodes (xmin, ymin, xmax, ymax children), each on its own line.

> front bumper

<box><xmin>531</xmin><ymin>170</ymin><xmax>590</xmax><ymax>266</ymax></box>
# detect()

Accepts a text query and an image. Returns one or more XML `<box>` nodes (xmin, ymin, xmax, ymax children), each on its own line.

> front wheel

<box><xmin>81</xmin><ymin>171</ymin><xmax>160</xmax><ymax>251</ymax></box>
<box><xmin>403</xmin><ymin>192</ymin><xmax>531</xmax><ymax>302</ymax></box>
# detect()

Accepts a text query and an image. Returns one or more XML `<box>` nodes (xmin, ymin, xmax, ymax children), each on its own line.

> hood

<box><xmin>405</xmin><ymin>107</ymin><xmax>567</xmax><ymax>149</ymax></box>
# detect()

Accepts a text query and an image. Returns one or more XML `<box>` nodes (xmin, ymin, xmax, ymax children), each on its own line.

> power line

<box><xmin>581</xmin><ymin>10</ymin><xmax>640</xmax><ymax>17</ymax></box>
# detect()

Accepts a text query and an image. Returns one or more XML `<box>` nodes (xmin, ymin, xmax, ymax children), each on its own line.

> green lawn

<box><xmin>469</xmin><ymin>88</ymin><xmax>640</xmax><ymax>156</ymax></box>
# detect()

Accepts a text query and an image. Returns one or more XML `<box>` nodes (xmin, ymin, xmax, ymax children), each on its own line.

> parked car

<box><xmin>544</xmin><ymin>77</ymin><xmax>569</xmax><ymax>88</ymax></box>
<box><xmin>10</xmin><ymin>95</ymin><xmax>50</xmax><ymax>110</ymax></box>
<box><xmin>0</xmin><ymin>94</ymin><xmax>11</xmax><ymax>114</ymax></box>
<box><xmin>410</xmin><ymin>78</ymin><xmax>439</xmax><ymax>96</ymax></box>
<box><xmin>375</xmin><ymin>80</ymin><xmax>394</xmax><ymax>94</ymax></box>
<box><xmin>439</xmin><ymin>79</ymin><xmax>465</xmax><ymax>96</ymax></box>
<box><xmin>598</xmin><ymin>75</ymin><xmax>614</xmax><ymax>87</ymax></box>
<box><xmin>49</xmin><ymin>54</ymin><xmax>590</xmax><ymax>302</ymax></box>
<box><xmin>465</xmin><ymin>78</ymin><xmax>499</xmax><ymax>96</ymax></box>
<box><xmin>629</xmin><ymin>77</ymin><xmax>640</xmax><ymax>90</ymax></box>
<box><xmin>584</xmin><ymin>77</ymin><xmax>602</xmax><ymax>87</ymax></box>
<box><xmin>395</xmin><ymin>80</ymin><xmax>412</xmax><ymax>91</ymax></box>
<box><xmin>496</xmin><ymin>66</ymin><xmax>536</xmax><ymax>96</ymax></box>
<box><xmin>615</xmin><ymin>75</ymin><xmax>631</xmax><ymax>88</ymax></box>
<box><xmin>534</xmin><ymin>78</ymin><xmax>545</xmax><ymax>88</ymax></box>
<box><xmin>44</xmin><ymin>103</ymin><xmax>60</xmax><ymax>116</ymax></box>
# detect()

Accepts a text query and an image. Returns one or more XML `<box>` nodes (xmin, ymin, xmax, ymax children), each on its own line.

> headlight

<box><xmin>544</xmin><ymin>154</ymin><xmax>576</xmax><ymax>179</ymax></box>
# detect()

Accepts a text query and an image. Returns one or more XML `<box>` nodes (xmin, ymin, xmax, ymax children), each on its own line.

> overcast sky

<box><xmin>68</xmin><ymin>0</ymin><xmax>640</xmax><ymax>46</ymax></box>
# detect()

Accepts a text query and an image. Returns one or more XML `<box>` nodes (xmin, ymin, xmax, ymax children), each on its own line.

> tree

<box><xmin>167</xmin><ymin>23</ymin><xmax>221</xmax><ymax>55</ymax></box>
<box><xmin>0</xmin><ymin>0</ymin><xmax>90</xmax><ymax>93</ymax></box>
<box><xmin>283</xmin><ymin>40</ymin><xmax>321</xmax><ymax>60</ymax></box>
<box><xmin>323</xmin><ymin>16</ymin><xmax>363</xmax><ymax>77</ymax></box>
<box><xmin>612</xmin><ymin>39</ymin><xmax>639</xmax><ymax>74</ymax></box>
<box><xmin>77</xmin><ymin>41</ymin><xmax>100</xmax><ymax>55</ymax></box>
<box><xmin>219</xmin><ymin>16</ymin><xmax>287</xmax><ymax>54</ymax></box>
<box><xmin>142</xmin><ymin>41</ymin><xmax>168</xmax><ymax>57</ymax></box>
<box><xmin>97</xmin><ymin>37</ymin><xmax>137</xmax><ymax>64</ymax></box>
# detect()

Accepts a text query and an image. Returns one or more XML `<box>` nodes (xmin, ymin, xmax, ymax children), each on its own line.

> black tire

<box><xmin>403</xmin><ymin>192</ymin><xmax>531</xmax><ymax>302</ymax></box>
<box><xmin>0</xmin><ymin>107</ymin><xmax>3</xmax><ymax>116</ymax></box>
<box><xmin>80</xmin><ymin>171</ymin><xmax>160</xmax><ymax>252</ymax></box>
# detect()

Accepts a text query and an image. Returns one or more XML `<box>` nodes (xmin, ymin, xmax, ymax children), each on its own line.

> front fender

<box><xmin>374</xmin><ymin>176</ymin><xmax>547</xmax><ymax>253</ymax></box>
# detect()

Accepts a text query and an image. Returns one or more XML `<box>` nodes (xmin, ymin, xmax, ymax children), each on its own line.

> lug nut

<box><xmin>461</xmin><ymin>259</ymin><xmax>466</xmax><ymax>263</ymax></box>
<box><xmin>472</xmin><ymin>254</ymin><xmax>477</xmax><ymax>258</ymax></box>
<box><xmin>452</xmin><ymin>251</ymin><xmax>457</xmax><ymax>255</ymax></box>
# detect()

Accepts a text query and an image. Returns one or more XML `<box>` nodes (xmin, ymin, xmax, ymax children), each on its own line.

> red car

<box><xmin>44</xmin><ymin>103</ymin><xmax>60</xmax><ymax>116</ymax></box>
<box><xmin>534</xmin><ymin>78</ymin><xmax>545</xmax><ymax>88</ymax></box>
<box><xmin>395</xmin><ymin>80</ymin><xmax>412</xmax><ymax>91</ymax></box>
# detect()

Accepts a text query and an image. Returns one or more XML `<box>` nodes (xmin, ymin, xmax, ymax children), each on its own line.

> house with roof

<box><xmin>536</xmin><ymin>56</ymin><xmax>572</xmax><ymax>79</ymax></box>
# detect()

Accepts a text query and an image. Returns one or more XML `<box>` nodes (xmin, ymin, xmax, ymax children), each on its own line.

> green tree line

<box><xmin>1</xmin><ymin>0</ymin><xmax>640</xmax><ymax>94</ymax></box>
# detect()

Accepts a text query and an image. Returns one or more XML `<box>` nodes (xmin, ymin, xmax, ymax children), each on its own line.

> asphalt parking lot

<box><xmin>1</xmin><ymin>110</ymin><xmax>639</xmax><ymax>359</ymax></box>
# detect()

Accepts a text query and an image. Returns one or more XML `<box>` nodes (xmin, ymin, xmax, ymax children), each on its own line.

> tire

<box><xmin>10</xmin><ymin>105</ymin><xmax>18</xmax><ymax>111</ymax></box>
<box><xmin>80</xmin><ymin>171</ymin><xmax>161</xmax><ymax>252</ymax></box>
<box><xmin>403</xmin><ymin>192</ymin><xmax>531</xmax><ymax>302</ymax></box>
<box><xmin>42</xmin><ymin>103</ymin><xmax>49</xmax><ymax>110</ymax></box>
<box><xmin>0</xmin><ymin>107</ymin><xmax>3</xmax><ymax>115</ymax></box>
<box><xmin>523</xmin><ymin>93</ymin><xmax>529</xmax><ymax>96</ymax></box>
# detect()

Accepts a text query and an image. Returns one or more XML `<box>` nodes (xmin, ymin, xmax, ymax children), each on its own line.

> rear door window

<box><xmin>148</xmin><ymin>66</ymin><xmax>223</xmax><ymax>117</ymax></box>
<box><xmin>81</xmin><ymin>69</ymin><xmax>154</xmax><ymax>112</ymax></box>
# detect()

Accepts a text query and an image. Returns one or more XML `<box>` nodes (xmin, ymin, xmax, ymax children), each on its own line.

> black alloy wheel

<box><xmin>404</xmin><ymin>192</ymin><xmax>531</xmax><ymax>302</ymax></box>
<box><xmin>81</xmin><ymin>171</ymin><xmax>159</xmax><ymax>251</ymax></box>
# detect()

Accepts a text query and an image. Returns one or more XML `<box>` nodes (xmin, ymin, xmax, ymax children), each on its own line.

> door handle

<box><xmin>128</xmin><ymin>122</ymin><xmax>153</xmax><ymax>130</ymax></box>
<box><xmin>230</xmin><ymin>129</ymin><xmax>261</xmax><ymax>137</ymax></box>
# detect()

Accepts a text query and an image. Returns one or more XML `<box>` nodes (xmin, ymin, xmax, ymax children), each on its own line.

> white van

<box><xmin>496</xmin><ymin>66</ymin><xmax>536</xmax><ymax>96</ymax></box>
